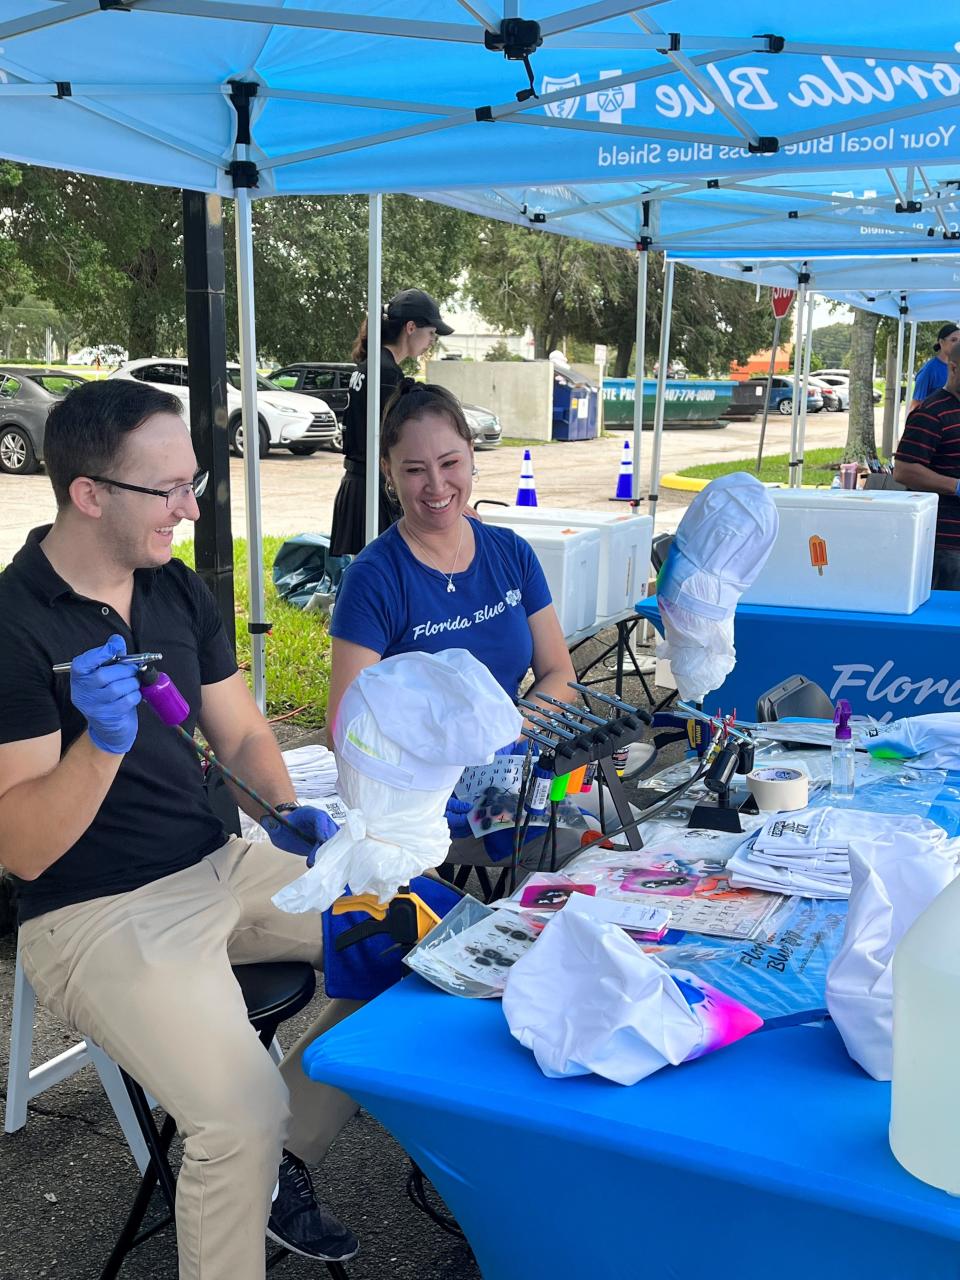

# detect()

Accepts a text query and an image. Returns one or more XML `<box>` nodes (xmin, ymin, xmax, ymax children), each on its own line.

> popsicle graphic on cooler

<box><xmin>809</xmin><ymin>533</ymin><xmax>828</xmax><ymax>576</ymax></box>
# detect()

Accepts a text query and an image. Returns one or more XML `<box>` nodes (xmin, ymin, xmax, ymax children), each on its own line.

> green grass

<box><xmin>499</xmin><ymin>436</ymin><xmax>561</xmax><ymax>448</ymax></box>
<box><xmin>677</xmin><ymin>447</ymin><xmax>849</xmax><ymax>485</ymax></box>
<box><xmin>173</xmin><ymin>535</ymin><xmax>331</xmax><ymax>731</ymax></box>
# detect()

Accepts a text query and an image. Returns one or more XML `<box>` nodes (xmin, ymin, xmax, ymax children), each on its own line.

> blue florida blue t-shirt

<box><xmin>330</xmin><ymin>519</ymin><xmax>552</xmax><ymax>697</ymax></box>
<box><xmin>913</xmin><ymin>356</ymin><xmax>948</xmax><ymax>403</ymax></box>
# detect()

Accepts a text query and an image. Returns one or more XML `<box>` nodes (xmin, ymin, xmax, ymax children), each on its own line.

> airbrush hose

<box><xmin>135</xmin><ymin>665</ymin><xmax>310</xmax><ymax>847</ymax></box>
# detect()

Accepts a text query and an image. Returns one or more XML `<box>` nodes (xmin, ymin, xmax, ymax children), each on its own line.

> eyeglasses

<box><xmin>89</xmin><ymin>470</ymin><xmax>209</xmax><ymax>510</ymax></box>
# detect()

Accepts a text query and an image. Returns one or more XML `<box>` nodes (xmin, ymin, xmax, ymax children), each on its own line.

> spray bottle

<box><xmin>831</xmin><ymin>698</ymin><xmax>855</xmax><ymax>799</ymax></box>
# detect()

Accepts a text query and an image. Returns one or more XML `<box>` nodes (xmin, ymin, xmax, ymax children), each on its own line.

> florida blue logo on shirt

<box><xmin>411</xmin><ymin>588</ymin><xmax>521</xmax><ymax>642</ymax></box>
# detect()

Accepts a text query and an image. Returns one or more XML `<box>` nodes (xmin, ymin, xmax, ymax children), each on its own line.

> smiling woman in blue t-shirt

<box><xmin>326</xmin><ymin>381</ymin><xmax>575</xmax><ymax>739</ymax></box>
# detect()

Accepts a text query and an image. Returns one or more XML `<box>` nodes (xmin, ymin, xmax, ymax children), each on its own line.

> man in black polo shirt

<box><xmin>895</xmin><ymin>347</ymin><xmax>960</xmax><ymax>589</ymax></box>
<box><xmin>0</xmin><ymin>380</ymin><xmax>359</xmax><ymax>1277</ymax></box>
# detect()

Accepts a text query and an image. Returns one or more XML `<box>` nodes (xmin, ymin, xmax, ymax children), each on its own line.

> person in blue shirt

<box><xmin>327</xmin><ymin>380</ymin><xmax>575</xmax><ymax>729</ymax></box>
<box><xmin>907</xmin><ymin>323</ymin><xmax>960</xmax><ymax>415</ymax></box>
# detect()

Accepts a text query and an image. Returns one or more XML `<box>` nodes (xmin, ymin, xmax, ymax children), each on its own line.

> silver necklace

<box><xmin>403</xmin><ymin>517</ymin><xmax>466</xmax><ymax>593</ymax></box>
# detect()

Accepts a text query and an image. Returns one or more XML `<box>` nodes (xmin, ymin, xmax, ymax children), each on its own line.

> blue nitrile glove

<box><xmin>260</xmin><ymin>805</ymin><xmax>339</xmax><ymax>865</ymax></box>
<box><xmin>495</xmin><ymin>738</ymin><xmax>528</xmax><ymax>757</ymax></box>
<box><xmin>483</xmin><ymin>822</ymin><xmax>544</xmax><ymax>864</ymax></box>
<box><xmin>70</xmin><ymin>634</ymin><xmax>142</xmax><ymax>755</ymax></box>
<box><xmin>445</xmin><ymin>794</ymin><xmax>473</xmax><ymax>840</ymax></box>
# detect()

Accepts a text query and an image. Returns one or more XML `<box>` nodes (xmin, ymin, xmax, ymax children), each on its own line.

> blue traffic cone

<box><xmin>516</xmin><ymin>448</ymin><xmax>538</xmax><ymax>507</ymax></box>
<box><xmin>613</xmin><ymin>439</ymin><xmax>633</xmax><ymax>500</ymax></box>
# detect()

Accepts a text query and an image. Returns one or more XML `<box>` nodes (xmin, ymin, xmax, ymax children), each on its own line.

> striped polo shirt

<box><xmin>895</xmin><ymin>388</ymin><xmax>960</xmax><ymax>549</ymax></box>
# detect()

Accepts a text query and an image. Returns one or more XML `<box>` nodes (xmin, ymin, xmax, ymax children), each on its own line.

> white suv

<box><xmin>109</xmin><ymin>358</ymin><xmax>339</xmax><ymax>457</ymax></box>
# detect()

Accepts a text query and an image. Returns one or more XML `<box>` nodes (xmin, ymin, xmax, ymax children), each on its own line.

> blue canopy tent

<box><xmin>5</xmin><ymin>2</ymin><xmax>960</xmax><ymax>696</ymax></box>
<box><xmin>668</xmin><ymin>248</ymin><xmax>960</xmax><ymax>480</ymax></box>
<box><xmin>427</xmin><ymin>170</ymin><xmax>960</xmax><ymax>501</ymax></box>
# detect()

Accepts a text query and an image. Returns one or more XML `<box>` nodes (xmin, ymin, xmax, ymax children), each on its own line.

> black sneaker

<box><xmin>267</xmin><ymin>1150</ymin><xmax>359</xmax><ymax>1263</ymax></box>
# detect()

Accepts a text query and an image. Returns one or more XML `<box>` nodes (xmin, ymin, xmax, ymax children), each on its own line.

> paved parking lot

<box><xmin>0</xmin><ymin>409</ymin><xmax>861</xmax><ymax>564</ymax></box>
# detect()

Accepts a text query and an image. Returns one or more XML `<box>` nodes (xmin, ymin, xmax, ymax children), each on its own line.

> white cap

<box><xmin>658</xmin><ymin>472</ymin><xmax>779</xmax><ymax>621</ymax></box>
<box><xmin>333</xmin><ymin>648</ymin><xmax>522</xmax><ymax>792</ymax></box>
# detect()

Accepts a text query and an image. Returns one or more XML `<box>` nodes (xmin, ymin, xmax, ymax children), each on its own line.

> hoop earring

<box><xmin>385</xmin><ymin>479</ymin><xmax>397</xmax><ymax>500</ymax></box>
<box><xmin>472</xmin><ymin>465</ymin><xmax>479</xmax><ymax>478</ymax></box>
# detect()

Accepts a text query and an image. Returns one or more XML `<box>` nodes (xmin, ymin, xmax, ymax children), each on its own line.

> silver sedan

<box><xmin>0</xmin><ymin>368</ymin><xmax>87</xmax><ymax>474</ymax></box>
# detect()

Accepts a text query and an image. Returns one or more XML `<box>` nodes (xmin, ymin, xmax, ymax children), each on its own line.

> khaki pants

<box><xmin>18</xmin><ymin>838</ymin><xmax>360</xmax><ymax>1280</ymax></box>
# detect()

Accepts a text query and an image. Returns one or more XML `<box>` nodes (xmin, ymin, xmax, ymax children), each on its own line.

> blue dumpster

<box><xmin>552</xmin><ymin>370</ymin><xmax>600</xmax><ymax>441</ymax></box>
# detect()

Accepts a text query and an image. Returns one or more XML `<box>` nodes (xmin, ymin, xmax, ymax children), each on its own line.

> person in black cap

<box><xmin>906</xmin><ymin>322</ymin><xmax>960</xmax><ymax>415</ymax></box>
<box><xmin>329</xmin><ymin>289</ymin><xmax>453</xmax><ymax>556</ymax></box>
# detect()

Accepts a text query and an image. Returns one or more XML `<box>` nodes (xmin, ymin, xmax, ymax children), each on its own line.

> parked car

<box><xmin>269</xmin><ymin>362</ymin><xmax>351</xmax><ymax>430</ymax></box>
<box><xmin>462</xmin><ymin>402</ymin><xmax>502</xmax><ymax>449</ymax></box>
<box><xmin>0</xmin><ymin>367</ymin><xmax>87</xmax><ymax>474</ymax></box>
<box><xmin>748</xmin><ymin>375</ymin><xmax>823</xmax><ymax>415</ymax></box>
<box><xmin>268</xmin><ymin>359</ymin><xmax>502</xmax><ymax>449</ymax></box>
<box><xmin>817</xmin><ymin>368</ymin><xmax>881</xmax><ymax>404</ymax></box>
<box><xmin>109</xmin><ymin>358</ymin><xmax>339</xmax><ymax>457</ymax></box>
<box><xmin>809</xmin><ymin>377</ymin><xmax>841</xmax><ymax>411</ymax></box>
<box><xmin>814</xmin><ymin>374</ymin><xmax>850</xmax><ymax>411</ymax></box>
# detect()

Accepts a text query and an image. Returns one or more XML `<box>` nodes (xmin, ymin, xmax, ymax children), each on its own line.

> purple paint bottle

<box><xmin>138</xmin><ymin>666</ymin><xmax>189</xmax><ymax>727</ymax></box>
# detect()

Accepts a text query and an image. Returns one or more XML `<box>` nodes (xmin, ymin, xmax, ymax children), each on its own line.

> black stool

<box><xmin>100</xmin><ymin>961</ymin><xmax>349</xmax><ymax>1279</ymax></box>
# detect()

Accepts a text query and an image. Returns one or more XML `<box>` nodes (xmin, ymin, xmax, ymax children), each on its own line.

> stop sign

<box><xmin>771</xmin><ymin>287</ymin><xmax>796</xmax><ymax>319</ymax></box>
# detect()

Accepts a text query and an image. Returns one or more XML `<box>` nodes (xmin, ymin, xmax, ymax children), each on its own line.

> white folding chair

<box><xmin>5</xmin><ymin>941</ymin><xmax>150</xmax><ymax>1172</ymax></box>
<box><xmin>6</xmin><ymin>941</ymin><xmax>286</xmax><ymax>1174</ymax></box>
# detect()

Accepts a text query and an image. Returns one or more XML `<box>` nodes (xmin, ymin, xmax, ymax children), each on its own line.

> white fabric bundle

<box><xmin>727</xmin><ymin>807</ymin><xmax>950</xmax><ymax>900</ymax></box>
<box><xmin>826</xmin><ymin>825</ymin><xmax>959</xmax><ymax>1079</ymax></box>
<box><xmin>240</xmin><ymin>744</ymin><xmax>339</xmax><ymax>843</ymax></box>
<box><xmin>273</xmin><ymin>649</ymin><xmax>521</xmax><ymax>914</ymax></box>
<box><xmin>656</xmin><ymin>472</ymin><xmax>778</xmax><ymax>701</ymax></box>
<box><xmin>865</xmin><ymin>713</ymin><xmax>960</xmax><ymax>771</ymax></box>
<box><xmin>501</xmin><ymin>907</ymin><xmax>762</xmax><ymax>1085</ymax></box>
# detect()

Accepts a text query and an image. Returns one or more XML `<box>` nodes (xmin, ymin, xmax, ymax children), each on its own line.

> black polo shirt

<box><xmin>896</xmin><ymin>389</ymin><xmax>960</xmax><ymax>549</ymax></box>
<box><xmin>0</xmin><ymin>527</ymin><xmax>238</xmax><ymax>922</ymax></box>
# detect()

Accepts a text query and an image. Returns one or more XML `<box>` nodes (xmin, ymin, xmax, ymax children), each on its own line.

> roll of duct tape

<box><xmin>745</xmin><ymin>766</ymin><xmax>809</xmax><ymax>812</ymax></box>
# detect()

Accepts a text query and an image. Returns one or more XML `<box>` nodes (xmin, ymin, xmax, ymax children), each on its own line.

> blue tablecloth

<box><xmin>635</xmin><ymin>590</ymin><xmax>960</xmax><ymax>720</ymax></box>
<box><xmin>304</xmin><ymin>981</ymin><xmax>960</xmax><ymax>1280</ymax></box>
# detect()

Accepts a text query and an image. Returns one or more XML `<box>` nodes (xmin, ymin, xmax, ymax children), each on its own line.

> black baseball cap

<box><xmin>386</xmin><ymin>289</ymin><xmax>453</xmax><ymax>336</ymax></box>
<box><xmin>934</xmin><ymin>323</ymin><xmax>959</xmax><ymax>351</ymax></box>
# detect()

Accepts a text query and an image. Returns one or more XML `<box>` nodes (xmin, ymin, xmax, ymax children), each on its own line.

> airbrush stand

<box><xmin>687</xmin><ymin>738</ymin><xmax>759</xmax><ymax>832</ymax></box>
<box><xmin>518</xmin><ymin>683</ymin><xmax>653</xmax><ymax>853</ymax></box>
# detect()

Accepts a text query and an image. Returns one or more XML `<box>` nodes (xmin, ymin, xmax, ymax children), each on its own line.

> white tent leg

<box><xmin>234</xmin><ymin>187</ymin><xmax>266</xmax><ymax>711</ymax></box>
<box><xmin>788</xmin><ymin>281</ymin><xmax>808</xmax><ymax>489</ymax></box>
<box><xmin>795</xmin><ymin>290</ymin><xmax>815</xmax><ymax>488</ymax></box>
<box><xmin>631</xmin><ymin>248</ymin><xmax>648</xmax><ymax>502</ymax></box>
<box><xmin>647</xmin><ymin>256</ymin><xmax>674</xmax><ymax>533</ymax></box>
<box><xmin>364</xmin><ymin>194</ymin><xmax>383</xmax><ymax>548</ymax></box>
<box><xmin>903</xmin><ymin>319</ymin><xmax>918</xmax><ymax>437</ymax></box>
<box><xmin>881</xmin><ymin>310</ymin><xmax>906</xmax><ymax>460</ymax></box>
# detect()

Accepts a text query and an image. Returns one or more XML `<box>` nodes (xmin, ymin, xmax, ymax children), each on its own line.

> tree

<box><xmin>1</xmin><ymin>167</ymin><xmax>475</xmax><ymax>363</ymax></box>
<box><xmin>465</xmin><ymin>222</ymin><xmax>596</xmax><ymax>359</ymax></box>
<box><xmin>845</xmin><ymin>307</ymin><xmax>881</xmax><ymax>462</ymax></box>
<box><xmin>466</xmin><ymin>226</ymin><xmax>786</xmax><ymax>376</ymax></box>
<box><xmin>0</xmin><ymin>165</ymin><xmax>185</xmax><ymax>357</ymax></box>
<box><xmin>224</xmin><ymin>194</ymin><xmax>475</xmax><ymax>364</ymax></box>
<box><xmin>484</xmin><ymin>340</ymin><xmax>522</xmax><ymax>361</ymax></box>
<box><xmin>0</xmin><ymin>163</ymin><xmax>34</xmax><ymax>312</ymax></box>
<box><xmin>812</xmin><ymin>321</ymin><xmax>853</xmax><ymax>369</ymax></box>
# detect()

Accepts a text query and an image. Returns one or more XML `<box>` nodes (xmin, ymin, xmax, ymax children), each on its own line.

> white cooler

<box><xmin>501</xmin><ymin>525</ymin><xmax>601</xmax><ymax>637</ymax></box>
<box><xmin>483</xmin><ymin>506</ymin><xmax>652</xmax><ymax>623</ymax></box>
<box><xmin>742</xmin><ymin>489</ymin><xmax>937</xmax><ymax>615</ymax></box>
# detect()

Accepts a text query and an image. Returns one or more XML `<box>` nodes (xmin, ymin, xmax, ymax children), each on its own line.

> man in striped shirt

<box><xmin>895</xmin><ymin>348</ymin><xmax>960</xmax><ymax>589</ymax></box>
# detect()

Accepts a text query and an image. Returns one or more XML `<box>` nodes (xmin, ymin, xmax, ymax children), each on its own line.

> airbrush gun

<box><xmin>58</xmin><ymin>650</ymin><xmax>313</xmax><ymax>853</ymax></box>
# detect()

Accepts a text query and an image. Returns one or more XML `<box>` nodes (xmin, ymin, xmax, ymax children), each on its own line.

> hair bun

<box><xmin>397</xmin><ymin>376</ymin><xmax>419</xmax><ymax>396</ymax></box>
